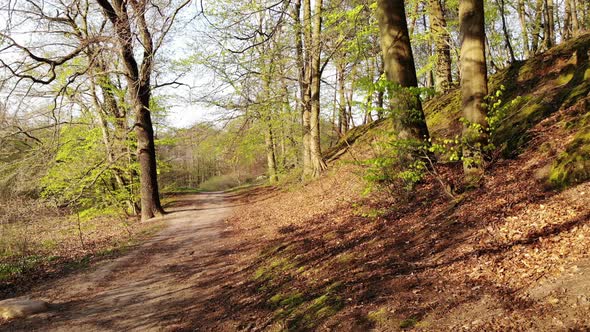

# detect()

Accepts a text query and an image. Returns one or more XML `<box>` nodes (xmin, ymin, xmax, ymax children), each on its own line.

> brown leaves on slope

<box><xmin>217</xmin><ymin>101</ymin><xmax>590</xmax><ymax>330</ymax></box>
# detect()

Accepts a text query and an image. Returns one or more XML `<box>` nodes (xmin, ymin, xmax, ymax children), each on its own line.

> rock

<box><xmin>0</xmin><ymin>298</ymin><xmax>50</xmax><ymax>320</ymax></box>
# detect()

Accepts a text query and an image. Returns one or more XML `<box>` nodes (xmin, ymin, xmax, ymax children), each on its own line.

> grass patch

<box><xmin>367</xmin><ymin>307</ymin><xmax>390</xmax><ymax>323</ymax></box>
<box><xmin>399</xmin><ymin>317</ymin><xmax>418</xmax><ymax>329</ymax></box>
<box><xmin>0</xmin><ymin>255</ymin><xmax>44</xmax><ymax>281</ymax></box>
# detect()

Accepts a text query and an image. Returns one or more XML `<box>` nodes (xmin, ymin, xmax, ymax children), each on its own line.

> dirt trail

<box><xmin>5</xmin><ymin>192</ymin><xmax>236</xmax><ymax>331</ymax></box>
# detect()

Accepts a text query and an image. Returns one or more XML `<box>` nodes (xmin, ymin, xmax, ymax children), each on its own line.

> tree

<box><xmin>376</xmin><ymin>0</ymin><xmax>430</xmax><ymax>142</ymax></box>
<box><xmin>459</xmin><ymin>0</ymin><xmax>488</xmax><ymax>185</ymax></box>
<box><xmin>300</xmin><ymin>0</ymin><xmax>328</xmax><ymax>178</ymax></box>
<box><xmin>96</xmin><ymin>0</ymin><xmax>188</xmax><ymax>220</ymax></box>
<box><xmin>0</xmin><ymin>0</ymin><xmax>189</xmax><ymax>221</ymax></box>
<box><xmin>496</xmin><ymin>0</ymin><xmax>515</xmax><ymax>63</ymax></box>
<box><xmin>543</xmin><ymin>0</ymin><xmax>555</xmax><ymax>49</ymax></box>
<box><xmin>517</xmin><ymin>0</ymin><xmax>530</xmax><ymax>57</ymax></box>
<box><xmin>428</xmin><ymin>0</ymin><xmax>453</xmax><ymax>92</ymax></box>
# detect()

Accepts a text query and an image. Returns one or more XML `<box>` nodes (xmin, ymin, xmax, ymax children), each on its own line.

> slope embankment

<box><xmin>192</xmin><ymin>34</ymin><xmax>590</xmax><ymax>331</ymax></box>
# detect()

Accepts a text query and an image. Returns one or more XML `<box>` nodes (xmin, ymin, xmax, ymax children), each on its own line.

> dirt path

<box><xmin>5</xmin><ymin>192</ymin><xmax>236</xmax><ymax>331</ymax></box>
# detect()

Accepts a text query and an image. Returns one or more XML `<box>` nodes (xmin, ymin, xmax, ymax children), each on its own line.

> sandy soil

<box><xmin>3</xmin><ymin>192</ymin><xmax>236</xmax><ymax>331</ymax></box>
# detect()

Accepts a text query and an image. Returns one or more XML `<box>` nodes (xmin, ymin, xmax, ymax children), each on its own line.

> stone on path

<box><xmin>0</xmin><ymin>298</ymin><xmax>49</xmax><ymax>320</ymax></box>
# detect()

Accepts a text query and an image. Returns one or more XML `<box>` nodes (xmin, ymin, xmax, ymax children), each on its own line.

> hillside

<box><xmin>189</xmin><ymin>34</ymin><xmax>590</xmax><ymax>331</ymax></box>
<box><xmin>2</xmin><ymin>30</ymin><xmax>589</xmax><ymax>332</ymax></box>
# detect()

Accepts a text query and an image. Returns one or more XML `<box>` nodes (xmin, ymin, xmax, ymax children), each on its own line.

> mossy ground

<box><xmin>422</xmin><ymin>34</ymin><xmax>590</xmax><ymax>187</ymax></box>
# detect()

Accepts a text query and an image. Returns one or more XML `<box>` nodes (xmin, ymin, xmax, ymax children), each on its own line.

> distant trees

<box><xmin>194</xmin><ymin>0</ymin><xmax>589</xmax><ymax>188</ymax></box>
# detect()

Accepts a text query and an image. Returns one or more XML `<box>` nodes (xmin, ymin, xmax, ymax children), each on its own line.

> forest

<box><xmin>1</xmin><ymin>0</ymin><xmax>590</xmax><ymax>330</ymax></box>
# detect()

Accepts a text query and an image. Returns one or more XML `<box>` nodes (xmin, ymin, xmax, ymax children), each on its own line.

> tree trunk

<box><xmin>376</xmin><ymin>55</ymin><xmax>385</xmax><ymax>119</ymax></box>
<box><xmin>531</xmin><ymin>0</ymin><xmax>544</xmax><ymax>53</ymax></box>
<box><xmin>265</xmin><ymin>120</ymin><xmax>279</xmax><ymax>184</ymax></box>
<box><xmin>543</xmin><ymin>0</ymin><xmax>555</xmax><ymax>49</ymax></box>
<box><xmin>571</xmin><ymin>0</ymin><xmax>580</xmax><ymax>36</ymax></box>
<box><xmin>428</xmin><ymin>0</ymin><xmax>453</xmax><ymax>92</ymax></box>
<box><xmin>584</xmin><ymin>0</ymin><xmax>590</xmax><ymax>31</ymax></box>
<box><xmin>293</xmin><ymin>0</ymin><xmax>313</xmax><ymax>178</ymax></box>
<box><xmin>91</xmin><ymin>78</ymin><xmax>130</xmax><ymax>194</ymax></box>
<box><xmin>261</xmin><ymin>61</ymin><xmax>279</xmax><ymax>184</ymax></box>
<box><xmin>337</xmin><ymin>62</ymin><xmax>348</xmax><ymax>135</ymax></box>
<box><xmin>517</xmin><ymin>0</ymin><xmax>531</xmax><ymax>57</ymax></box>
<box><xmin>376</xmin><ymin>0</ymin><xmax>430</xmax><ymax>142</ymax></box>
<box><xmin>459</xmin><ymin>0</ymin><xmax>488</xmax><ymax>186</ymax></box>
<box><xmin>307</xmin><ymin>0</ymin><xmax>327</xmax><ymax>177</ymax></box>
<box><xmin>365</xmin><ymin>58</ymin><xmax>375</xmax><ymax>124</ymax></box>
<box><xmin>564</xmin><ymin>0</ymin><xmax>572</xmax><ymax>40</ymax></box>
<box><xmin>497</xmin><ymin>0</ymin><xmax>515</xmax><ymax>63</ymax></box>
<box><xmin>135</xmin><ymin>101</ymin><xmax>164</xmax><ymax>220</ymax></box>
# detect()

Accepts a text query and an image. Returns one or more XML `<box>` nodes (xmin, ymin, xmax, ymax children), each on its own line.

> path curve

<box><xmin>6</xmin><ymin>192</ymin><xmax>234</xmax><ymax>331</ymax></box>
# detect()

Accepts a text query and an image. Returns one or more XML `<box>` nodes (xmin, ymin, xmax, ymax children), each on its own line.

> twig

<box><xmin>76</xmin><ymin>210</ymin><xmax>85</xmax><ymax>250</ymax></box>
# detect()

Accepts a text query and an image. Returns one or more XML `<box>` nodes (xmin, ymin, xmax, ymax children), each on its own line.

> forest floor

<box><xmin>2</xmin><ymin>176</ymin><xmax>590</xmax><ymax>331</ymax></box>
<box><xmin>0</xmin><ymin>192</ymin><xmax>246</xmax><ymax>331</ymax></box>
<box><xmin>4</xmin><ymin>171</ymin><xmax>590</xmax><ymax>331</ymax></box>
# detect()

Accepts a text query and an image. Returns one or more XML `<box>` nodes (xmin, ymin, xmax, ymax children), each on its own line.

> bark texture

<box><xmin>459</xmin><ymin>0</ymin><xmax>489</xmax><ymax>186</ymax></box>
<box><xmin>428</xmin><ymin>0</ymin><xmax>453</xmax><ymax>92</ymax></box>
<box><xmin>308</xmin><ymin>0</ymin><xmax>327</xmax><ymax>177</ymax></box>
<box><xmin>376</xmin><ymin>0</ymin><xmax>430</xmax><ymax>142</ymax></box>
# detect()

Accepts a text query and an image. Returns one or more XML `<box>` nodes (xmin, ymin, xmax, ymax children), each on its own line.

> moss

<box><xmin>41</xmin><ymin>239</ymin><xmax>58</xmax><ymax>250</ymax></box>
<box><xmin>296</xmin><ymin>266</ymin><xmax>307</xmax><ymax>274</ymax></box>
<box><xmin>367</xmin><ymin>307</ymin><xmax>390</xmax><ymax>323</ymax></box>
<box><xmin>557</xmin><ymin>71</ymin><xmax>575</xmax><ymax>85</ymax></box>
<box><xmin>517</xmin><ymin>61</ymin><xmax>538</xmax><ymax>82</ymax></box>
<box><xmin>253</xmin><ymin>265</ymin><xmax>269</xmax><ymax>280</ymax></box>
<box><xmin>399</xmin><ymin>317</ymin><xmax>420</xmax><ymax>329</ymax></box>
<box><xmin>415</xmin><ymin>320</ymin><xmax>431</xmax><ymax>328</ymax></box>
<box><xmin>322</xmin><ymin>232</ymin><xmax>338</xmax><ymax>241</ymax></box>
<box><xmin>424</xmin><ymin>89</ymin><xmax>461</xmax><ymax>136</ymax></box>
<box><xmin>335</xmin><ymin>253</ymin><xmax>355</xmax><ymax>264</ymax></box>
<box><xmin>253</xmin><ymin>254</ymin><xmax>298</xmax><ymax>284</ymax></box>
<box><xmin>323</xmin><ymin>120</ymin><xmax>385</xmax><ymax>161</ymax></box>
<box><xmin>270</xmin><ymin>291</ymin><xmax>306</xmax><ymax>320</ymax></box>
<box><xmin>326</xmin><ymin>281</ymin><xmax>344</xmax><ymax>293</ymax></box>
<box><xmin>270</xmin><ymin>292</ymin><xmax>304</xmax><ymax>307</ymax></box>
<box><xmin>285</xmin><ymin>283</ymin><xmax>344</xmax><ymax>331</ymax></box>
<box><xmin>562</xmin><ymin>80</ymin><xmax>590</xmax><ymax>108</ymax></box>
<box><xmin>492</xmin><ymin>96</ymin><xmax>553</xmax><ymax>157</ymax></box>
<box><xmin>548</xmin><ymin>129</ymin><xmax>590</xmax><ymax>189</ymax></box>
